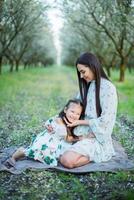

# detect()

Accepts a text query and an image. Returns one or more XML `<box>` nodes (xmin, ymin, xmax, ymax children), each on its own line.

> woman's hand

<box><xmin>86</xmin><ymin>132</ymin><xmax>95</xmax><ymax>138</ymax></box>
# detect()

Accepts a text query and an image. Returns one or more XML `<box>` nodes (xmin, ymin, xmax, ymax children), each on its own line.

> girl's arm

<box><xmin>65</xmin><ymin>135</ymin><xmax>81</xmax><ymax>143</ymax></box>
<box><xmin>43</xmin><ymin>117</ymin><xmax>55</xmax><ymax>133</ymax></box>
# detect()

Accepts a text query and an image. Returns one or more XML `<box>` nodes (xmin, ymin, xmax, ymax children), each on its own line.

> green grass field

<box><xmin>1</xmin><ymin>66</ymin><xmax>134</xmax><ymax>118</ymax></box>
<box><xmin>0</xmin><ymin>66</ymin><xmax>134</xmax><ymax>200</ymax></box>
<box><xmin>111</xmin><ymin>70</ymin><xmax>134</xmax><ymax>119</ymax></box>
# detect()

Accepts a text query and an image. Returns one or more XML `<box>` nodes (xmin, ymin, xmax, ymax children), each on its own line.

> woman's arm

<box><xmin>88</xmin><ymin>82</ymin><xmax>118</xmax><ymax>144</ymax></box>
<box><xmin>67</xmin><ymin>82</ymin><xmax>117</xmax><ymax>143</ymax></box>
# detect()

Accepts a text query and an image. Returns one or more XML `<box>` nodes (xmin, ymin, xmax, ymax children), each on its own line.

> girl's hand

<box><xmin>68</xmin><ymin>120</ymin><xmax>82</xmax><ymax>127</ymax></box>
<box><xmin>63</xmin><ymin>117</ymin><xmax>82</xmax><ymax>127</ymax></box>
<box><xmin>64</xmin><ymin>117</ymin><xmax>89</xmax><ymax>127</ymax></box>
<box><xmin>44</xmin><ymin>124</ymin><xmax>54</xmax><ymax>133</ymax></box>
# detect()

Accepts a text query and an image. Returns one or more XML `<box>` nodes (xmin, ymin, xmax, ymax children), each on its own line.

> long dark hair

<box><xmin>76</xmin><ymin>52</ymin><xmax>109</xmax><ymax>117</ymax></box>
<box><xmin>59</xmin><ymin>99</ymin><xmax>83</xmax><ymax>138</ymax></box>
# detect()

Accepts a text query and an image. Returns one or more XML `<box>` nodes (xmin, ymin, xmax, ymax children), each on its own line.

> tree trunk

<box><xmin>24</xmin><ymin>63</ymin><xmax>27</xmax><ymax>69</ymax></box>
<box><xmin>15</xmin><ymin>61</ymin><xmax>19</xmax><ymax>72</ymax></box>
<box><xmin>107</xmin><ymin>66</ymin><xmax>111</xmax><ymax>77</ymax></box>
<box><xmin>111</xmin><ymin>54</ymin><xmax>116</xmax><ymax>70</ymax></box>
<box><xmin>10</xmin><ymin>61</ymin><xmax>14</xmax><ymax>72</ymax></box>
<box><xmin>119</xmin><ymin>57</ymin><xmax>126</xmax><ymax>82</ymax></box>
<box><xmin>128</xmin><ymin>66</ymin><xmax>132</xmax><ymax>74</ymax></box>
<box><xmin>0</xmin><ymin>56</ymin><xmax>3</xmax><ymax>75</ymax></box>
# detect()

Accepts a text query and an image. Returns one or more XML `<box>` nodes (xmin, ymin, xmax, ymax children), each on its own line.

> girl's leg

<box><xmin>60</xmin><ymin>151</ymin><xmax>90</xmax><ymax>169</ymax></box>
<box><xmin>5</xmin><ymin>147</ymin><xmax>25</xmax><ymax>167</ymax></box>
<box><xmin>12</xmin><ymin>147</ymin><xmax>26</xmax><ymax>160</ymax></box>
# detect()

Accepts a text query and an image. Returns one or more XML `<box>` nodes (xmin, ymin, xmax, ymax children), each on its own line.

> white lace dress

<box><xmin>70</xmin><ymin>78</ymin><xmax>118</xmax><ymax>163</ymax></box>
<box><xmin>25</xmin><ymin>116</ymin><xmax>72</xmax><ymax>166</ymax></box>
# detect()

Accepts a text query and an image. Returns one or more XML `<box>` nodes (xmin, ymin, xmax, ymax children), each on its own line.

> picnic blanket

<box><xmin>0</xmin><ymin>140</ymin><xmax>134</xmax><ymax>174</ymax></box>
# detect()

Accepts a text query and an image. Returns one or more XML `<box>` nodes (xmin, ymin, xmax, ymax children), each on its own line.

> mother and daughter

<box><xmin>5</xmin><ymin>52</ymin><xmax>118</xmax><ymax>169</ymax></box>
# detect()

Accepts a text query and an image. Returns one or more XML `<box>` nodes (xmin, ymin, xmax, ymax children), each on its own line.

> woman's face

<box><xmin>77</xmin><ymin>64</ymin><xmax>95</xmax><ymax>82</ymax></box>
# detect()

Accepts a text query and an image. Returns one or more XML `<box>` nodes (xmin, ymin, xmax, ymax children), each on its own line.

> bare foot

<box><xmin>4</xmin><ymin>157</ymin><xmax>16</xmax><ymax>168</ymax></box>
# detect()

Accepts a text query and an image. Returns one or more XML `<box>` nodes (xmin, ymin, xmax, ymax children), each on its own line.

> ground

<box><xmin>0</xmin><ymin>66</ymin><xmax>134</xmax><ymax>200</ymax></box>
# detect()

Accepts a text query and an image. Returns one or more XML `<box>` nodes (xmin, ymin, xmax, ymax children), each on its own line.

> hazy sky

<box><xmin>47</xmin><ymin>6</ymin><xmax>63</xmax><ymax>65</ymax></box>
<box><xmin>41</xmin><ymin>0</ymin><xmax>63</xmax><ymax>65</ymax></box>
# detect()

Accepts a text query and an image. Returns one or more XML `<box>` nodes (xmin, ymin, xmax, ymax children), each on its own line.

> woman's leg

<box><xmin>60</xmin><ymin>151</ymin><xmax>90</xmax><ymax>169</ymax></box>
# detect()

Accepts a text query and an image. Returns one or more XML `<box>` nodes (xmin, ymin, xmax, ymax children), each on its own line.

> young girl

<box><xmin>5</xmin><ymin>99</ymin><xmax>83</xmax><ymax>167</ymax></box>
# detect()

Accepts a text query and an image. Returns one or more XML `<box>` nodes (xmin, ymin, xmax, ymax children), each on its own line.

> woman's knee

<box><xmin>60</xmin><ymin>154</ymin><xmax>75</xmax><ymax>169</ymax></box>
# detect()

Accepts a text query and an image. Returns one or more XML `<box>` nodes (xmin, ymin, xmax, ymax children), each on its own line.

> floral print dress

<box><xmin>70</xmin><ymin>78</ymin><xmax>118</xmax><ymax>163</ymax></box>
<box><xmin>25</xmin><ymin>116</ymin><xmax>72</xmax><ymax>166</ymax></box>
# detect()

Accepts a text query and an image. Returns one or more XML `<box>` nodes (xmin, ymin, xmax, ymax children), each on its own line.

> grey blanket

<box><xmin>0</xmin><ymin>140</ymin><xmax>134</xmax><ymax>174</ymax></box>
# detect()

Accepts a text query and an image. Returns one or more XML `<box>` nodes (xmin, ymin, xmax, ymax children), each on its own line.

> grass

<box><xmin>0</xmin><ymin>65</ymin><xmax>134</xmax><ymax>200</ymax></box>
<box><xmin>1</xmin><ymin>65</ymin><xmax>134</xmax><ymax>117</ymax></box>
<box><xmin>0</xmin><ymin>66</ymin><xmax>77</xmax><ymax>148</ymax></box>
<box><xmin>111</xmin><ymin>69</ymin><xmax>134</xmax><ymax>119</ymax></box>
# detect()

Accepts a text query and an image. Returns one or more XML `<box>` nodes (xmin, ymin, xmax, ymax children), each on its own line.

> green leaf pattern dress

<box><xmin>25</xmin><ymin>116</ymin><xmax>72</xmax><ymax>166</ymax></box>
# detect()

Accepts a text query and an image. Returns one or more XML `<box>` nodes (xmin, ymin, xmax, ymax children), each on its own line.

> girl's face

<box><xmin>64</xmin><ymin>103</ymin><xmax>82</xmax><ymax>123</ymax></box>
<box><xmin>77</xmin><ymin>64</ymin><xmax>95</xmax><ymax>82</ymax></box>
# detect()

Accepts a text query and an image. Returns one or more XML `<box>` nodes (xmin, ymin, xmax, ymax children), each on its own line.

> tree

<box><xmin>0</xmin><ymin>0</ymin><xmax>52</xmax><ymax>74</ymax></box>
<box><xmin>90</xmin><ymin>0</ymin><xmax>134</xmax><ymax>81</ymax></box>
<box><xmin>58</xmin><ymin>0</ymin><xmax>134</xmax><ymax>81</ymax></box>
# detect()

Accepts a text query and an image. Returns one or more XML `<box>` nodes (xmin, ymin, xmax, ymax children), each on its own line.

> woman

<box><xmin>60</xmin><ymin>52</ymin><xmax>118</xmax><ymax>168</ymax></box>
